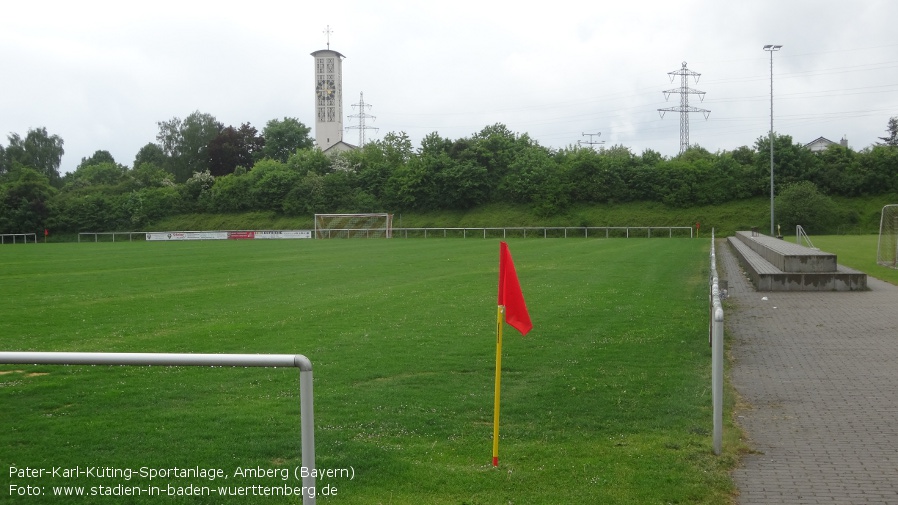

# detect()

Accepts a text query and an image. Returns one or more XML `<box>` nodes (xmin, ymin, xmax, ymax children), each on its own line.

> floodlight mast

<box><xmin>764</xmin><ymin>44</ymin><xmax>783</xmax><ymax>236</ymax></box>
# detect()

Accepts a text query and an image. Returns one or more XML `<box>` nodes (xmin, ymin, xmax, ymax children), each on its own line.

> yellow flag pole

<box><xmin>492</xmin><ymin>305</ymin><xmax>504</xmax><ymax>467</ymax></box>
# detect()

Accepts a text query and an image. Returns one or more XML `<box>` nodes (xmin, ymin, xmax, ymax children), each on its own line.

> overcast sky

<box><xmin>2</xmin><ymin>0</ymin><xmax>897</xmax><ymax>174</ymax></box>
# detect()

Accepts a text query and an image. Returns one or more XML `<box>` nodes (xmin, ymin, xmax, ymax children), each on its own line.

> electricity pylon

<box><xmin>346</xmin><ymin>92</ymin><xmax>378</xmax><ymax>147</ymax></box>
<box><xmin>658</xmin><ymin>61</ymin><xmax>710</xmax><ymax>154</ymax></box>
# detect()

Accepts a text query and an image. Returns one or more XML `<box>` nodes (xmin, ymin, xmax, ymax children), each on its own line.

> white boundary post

<box><xmin>0</xmin><ymin>352</ymin><xmax>316</xmax><ymax>505</ymax></box>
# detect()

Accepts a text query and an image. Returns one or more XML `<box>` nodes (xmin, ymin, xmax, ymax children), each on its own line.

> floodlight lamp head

<box><xmin>763</xmin><ymin>44</ymin><xmax>783</xmax><ymax>51</ymax></box>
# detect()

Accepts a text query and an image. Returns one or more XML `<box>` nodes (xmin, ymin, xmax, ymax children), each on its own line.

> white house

<box><xmin>804</xmin><ymin>136</ymin><xmax>848</xmax><ymax>153</ymax></box>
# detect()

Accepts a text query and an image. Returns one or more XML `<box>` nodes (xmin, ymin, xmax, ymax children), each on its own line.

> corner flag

<box><xmin>493</xmin><ymin>241</ymin><xmax>532</xmax><ymax>467</ymax></box>
<box><xmin>498</xmin><ymin>241</ymin><xmax>532</xmax><ymax>335</ymax></box>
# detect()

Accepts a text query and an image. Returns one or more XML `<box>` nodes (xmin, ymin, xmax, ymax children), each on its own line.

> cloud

<box><xmin>1</xmin><ymin>0</ymin><xmax>897</xmax><ymax>173</ymax></box>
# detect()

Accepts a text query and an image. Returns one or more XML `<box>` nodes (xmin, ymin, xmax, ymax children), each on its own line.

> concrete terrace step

<box><xmin>727</xmin><ymin>234</ymin><xmax>867</xmax><ymax>292</ymax></box>
<box><xmin>728</xmin><ymin>236</ymin><xmax>781</xmax><ymax>275</ymax></box>
<box><xmin>734</xmin><ymin>230</ymin><xmax>837</xmax><ymax>273</ymax></box>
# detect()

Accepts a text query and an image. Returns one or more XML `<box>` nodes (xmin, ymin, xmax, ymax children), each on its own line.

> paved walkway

<box><xmin>719</xmin><ymin>240</ymin><xmax>898</xmax><ymax>505</ymax></box>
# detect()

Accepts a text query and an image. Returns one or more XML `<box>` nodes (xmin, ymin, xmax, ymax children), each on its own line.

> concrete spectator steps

<box><xmin>727</xmin><ymin>231</ymin><xmax>867</xmax><ymax>291</ymax></box>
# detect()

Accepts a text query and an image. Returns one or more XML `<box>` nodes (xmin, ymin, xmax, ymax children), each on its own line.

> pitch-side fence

<box><xmin>397</xmin><ymin>226</ymin><xmax>693</xmax><ymax>238</ymax></box>
<box><xmin>77</xmin><ymin>226</ymin><xmax>694</xmax><ymax>242</ymax></box>
<box><xmin>0</xmin><ymin>233</ymin><xmax>37</xmax><ymax>244</ymax></box>
<box><xmin>709</xmin><ymin>231</ymin><xmax>724</xmax><ymax>455</ymax></box>
<box><xmin>0</xmin><ymin>352</ymin><xmax>318</xmax><ymax>505</ymax></box>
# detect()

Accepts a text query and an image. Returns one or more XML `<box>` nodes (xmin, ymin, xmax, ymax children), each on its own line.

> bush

<box><xmin>776</xmin><ymin>181</ymin><xmax>837</xmax><ymax>234</ymax></box>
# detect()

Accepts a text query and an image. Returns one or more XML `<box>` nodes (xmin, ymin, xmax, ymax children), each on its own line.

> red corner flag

<box><xmin>498</xmin><ymin>242</ymin><xmax>532</xmax><ymax>335</ymax></box>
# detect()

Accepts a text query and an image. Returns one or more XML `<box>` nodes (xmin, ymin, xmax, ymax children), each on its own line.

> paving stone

<box><xmin>717</xmin><ymin>239</ymin><xmax>898</xmax><ymax>505</ymax></box>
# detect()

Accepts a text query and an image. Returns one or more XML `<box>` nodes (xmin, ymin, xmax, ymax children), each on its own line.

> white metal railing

<box><xmin>796</xmin><ymin>225</ymin><xmax>817</xmax><ymax>249</ymax></box>
<box><xmin>79</xmin><ymin>231</ymin><xmax>148</xmax><ymax>242</ymax></box>
<box><xmin>75</xmin><ymin>227</ymin><xmax>696</xmax><ymax>242</ymax></box>
<box><xmin>0</xmin><ymin>352</ymin><xmax>317</xmax><ymax>505</ymax></box>
<box><xmin>1</xmin><ymin>233</ymin><xmax>37</xmax><ymax>244</ymax></box>
<box><xmin>709</xmin><ymin>230</ymin><xmax>724</xmax><ymax>455</ymax></box>
<box><xmin>395</xmin><ymin>226</ymin><xmax>694</xmax><ymax>239</ymax></box>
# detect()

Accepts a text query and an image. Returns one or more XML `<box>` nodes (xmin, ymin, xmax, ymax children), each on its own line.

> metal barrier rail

<box><xmin>1</xmin><ymin>233</ymin><xmax>37</xmax><ymax>244</ymax></box>
<box><xmin>0</xmin><ymin>352</ymin><xmax>317</xmax><ymax>505</ymax></box>
<box><xmin>78</xmin><ymin>232</ymin><xmax>147</xmax><ymax>242</ymax></box>
<box><xmin>396</xmin><ymin>226</ymin><xmax>694</xmax><ymax>239</ymax></box>
<box><xmin>76</xmin><ymin>226</ymin><xmax>696</xmax><ymax>241</ymax></box>
<box><xmin>796</xmin><ymin>224</ymin><xmax>817</xmax><ymax>249</ymax></box>
<box><xmin>709</xmin><ymin>231</ymin><xmax>724</xmax><ymax>455</ymax></box>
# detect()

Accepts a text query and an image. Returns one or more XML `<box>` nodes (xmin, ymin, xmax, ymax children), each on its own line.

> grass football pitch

<box><xmin>0</xmin><ymin>238</ymin><xmax>739</xmax><ymax>504</ymax></box>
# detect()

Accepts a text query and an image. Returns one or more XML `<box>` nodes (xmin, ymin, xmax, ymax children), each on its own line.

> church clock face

<box><xmin>316</xmin><ymin>79</ymin><xmax>335</xmax><ymax>102</ymax></box>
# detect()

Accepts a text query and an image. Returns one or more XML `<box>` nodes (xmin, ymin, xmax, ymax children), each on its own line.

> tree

<box><xmin>754</xmin><ymin>134</ymin><xmax>820</xmax><ymax>195</ymax></box>
<box><xmin>155</xmin><ymin>111</ymin><xmax>221</xmax><ymax>182</ymax></box>
<box><xmin>206</xmin><ymin>172</ymin><xmax>253</xmax><ymax>212</ymax></box>
<box><xmin>77</xmin><ymin>150</ymin><xmax>115</xmax><ymax>171</ymax></box>
<box><xmin>156</xmin><ymin>117</ymin><xmax>182</xmax><ymax>158</ymax></box>
<box><xmin>775</xmin><ymin>181</ymin><xmax>837</xmax><ymax>234</ymax></box>
<box><xmin>68</xmin><ymin>162</ymin><xmax>129</xmax><ymax>188</ymax></box>
<box><xmin>0</xmin><ymin>144</ymin><xmax>7</xmax><ymax>178</ymax></box>
<box><xmin>287</xmin><ymin>148</ymin><xmax>332</xmax><ymax>176</ymax></box>
<box><xmin>456</xmin><ymin>124</ymin><xmax>535</xmax><ymax>202</ymax></box>
<box><xmin>640</xmin><ymin>148</ymin><xmax>664</xmax><ymax>167</ymax></box>
<box><xmin>262</xmin><ymin>117</ymin><xmax>313</xmax><ymax>162</ymax></box>
<box><xmin>814</xmin><ymin>144</ymin><xmax>865</xmax><ymax>196</ymax></box>
<box><xmin>558</xmin><ymin>146</ymin><xmax>606</xmax><ymax>203</ymax></box>
<box><xmin>502</xmin><ymin>146</ymin><xmax>567</xmax><ymax>215</ymax></box>
<box><xmin>859</xmin><ymin>145</ymin><xmax>898</xmax><ymax>195</ymax></box>
<box><xmin>249</xmin><ymin>160</ymin><xmax>300</xmax><ymax>211</ymax></box>
<box><xmin>730</xmin><ymin>145</ymin><xmax>757</xmax><ymax>167</ymax></box>
<box><xmin>130</xmin><ymin>162</ymin><xmax>172</xmax><ymax>188</ymax></box>
<box><xmin>124</xmin><ymin>186</ymin><xmax>181</xmax><ymax>227</ymax></box>
<box><xmin>4</xmin><ymin>127</ymin><xmax>65</xmax><ymax>187</ymax></box>
<box><xmin>878</xmin><ymin>116</ymin><xmax>898</xmax><ymax>147</ymax></box>
<box><xmin>133</xmin><ymin>143</ymin><xmax>167</xmax><ymax>170</ymax></box>
<box><xmin>373</xmin><ymin>131</ymin><xmax>413</xmax><ymax>166</ymax></box>
<box><xmin>207</xmin><ymin>123</ymin><xmax>264</xmax><ymax>176</ymax></box>
<box><xmin>0</xmin><ymin>168</ymin><xmax>57</xmax><ymax>234</ymax></box>
<box><xmin>181</xmin><ymin>169</ymin><xmax>215</xmax><ymax>207</ymax></box>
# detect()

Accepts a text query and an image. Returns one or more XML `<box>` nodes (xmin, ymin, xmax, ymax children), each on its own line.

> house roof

<box><xmin>322</xmin><ymin>140</ymin><xmax>357</xmax><ymax>154</ymax></box>
<box><xmin>804</xmin><ymin>136</ymin><xmax>836</xmax><ymax>148</ymax></box>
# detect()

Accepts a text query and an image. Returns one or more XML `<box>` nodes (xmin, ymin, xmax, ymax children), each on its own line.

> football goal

<box><xmin>877</xmin><ymin>204</ymin><xmax>898</xmax><ymax>268</ymax></box>
<box><xmin>314</xmin><ymin>213</ymin><xmax>393</xmax><ymax>239</ymax></box>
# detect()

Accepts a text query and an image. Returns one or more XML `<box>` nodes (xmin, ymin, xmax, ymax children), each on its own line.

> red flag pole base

<box><xmin>492</xmin><ymin>456</ymin><xmax>498</xmax><ymax>467</ymax></box>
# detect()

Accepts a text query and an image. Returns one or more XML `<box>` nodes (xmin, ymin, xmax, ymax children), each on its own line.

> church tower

<box><xmin>311</xmin><ymin>35</ymin><xmax>345</xmax><ymax>151</ymax></box>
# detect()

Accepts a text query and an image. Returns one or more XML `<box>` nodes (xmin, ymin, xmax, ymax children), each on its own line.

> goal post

<box><xmin>877</xmin><ymin>204</ymin><xmax>898</xmax><ymax>268</ymax></box>
<box><xmin>314</xmin><ymin>213</ymin><xmax>393</xmax><ymax>239</ymax></box>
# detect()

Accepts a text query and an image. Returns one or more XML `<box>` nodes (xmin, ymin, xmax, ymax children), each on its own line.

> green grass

<box><xmin>0</xmin><ymin>239</ymin><xmax>740</xmax><ymax>504</ymax></box>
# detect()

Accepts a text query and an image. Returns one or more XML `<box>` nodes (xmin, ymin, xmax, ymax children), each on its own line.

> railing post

<box><xmin>295</xmin><ymin>355</ymin><xmax>316</xmax><ymax>504</ymax></box>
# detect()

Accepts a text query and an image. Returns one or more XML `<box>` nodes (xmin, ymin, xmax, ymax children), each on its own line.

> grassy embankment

<box><xmin>148</xmin><ymin>195</ymin><xmax>896</xmax><ymax>238</ymax></box>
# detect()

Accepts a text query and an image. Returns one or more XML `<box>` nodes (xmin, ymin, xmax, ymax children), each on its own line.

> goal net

<box><xmin>314</xmin><ymin>213</ymin><xmax>393</xmax><ymax>239</ymax></box>
<box><xmin>877</xmin><ymin>204</ymin><xmax>898</xmax><ymax>268</ymax></box>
